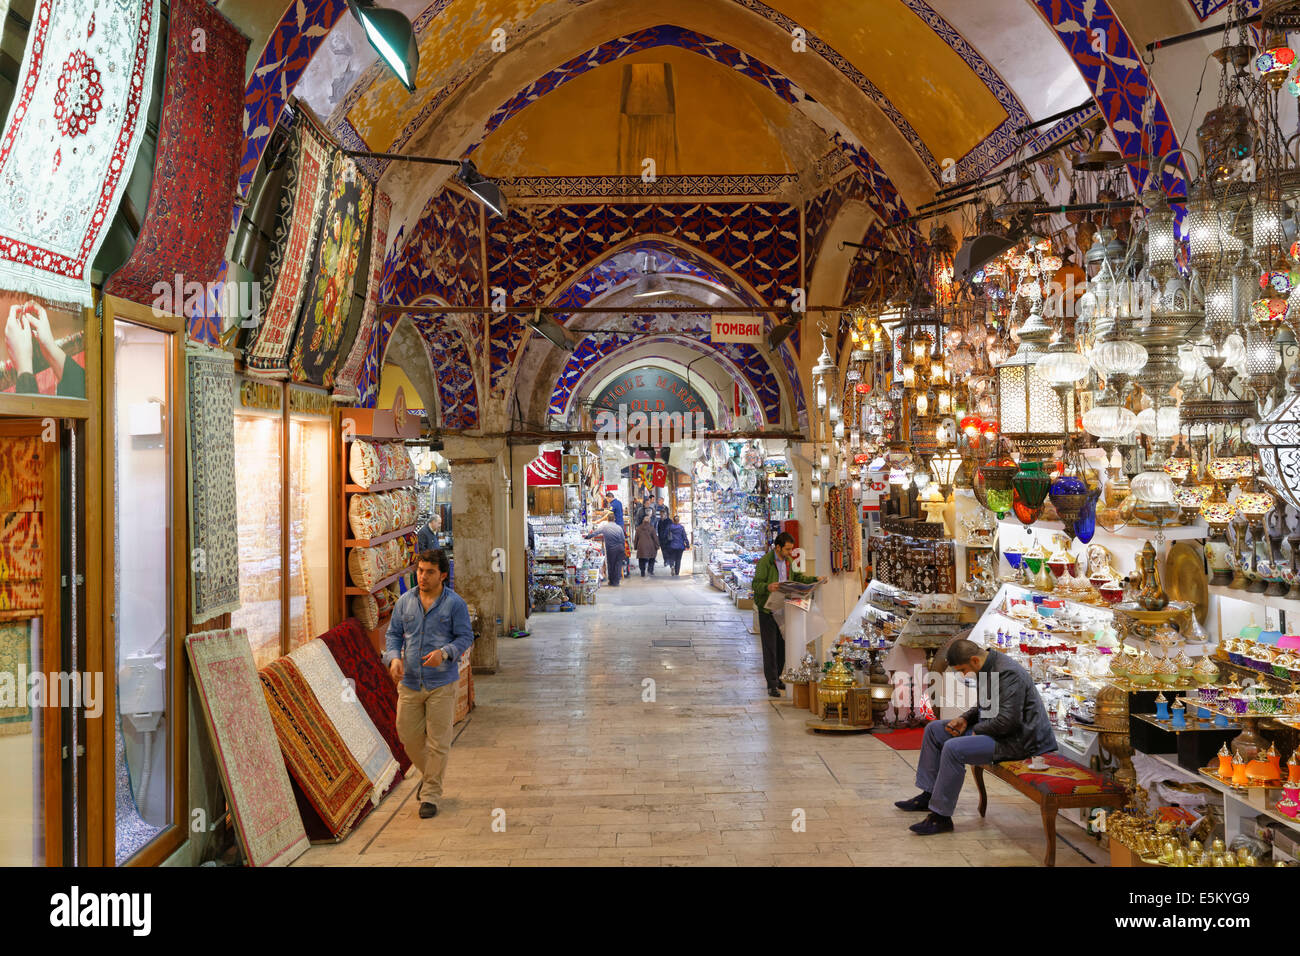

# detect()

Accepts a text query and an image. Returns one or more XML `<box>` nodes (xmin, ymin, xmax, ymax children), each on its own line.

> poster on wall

<box><xmin>0</xmin><ymin>294</ymin><xmax>85</xmax><ymax>399</ymax></box>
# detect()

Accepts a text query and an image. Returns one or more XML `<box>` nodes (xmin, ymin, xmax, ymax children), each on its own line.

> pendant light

<box><xmin>347</xmin><ymin>0</ymin><xmax>420</xmax><ymax>91</ymax></box>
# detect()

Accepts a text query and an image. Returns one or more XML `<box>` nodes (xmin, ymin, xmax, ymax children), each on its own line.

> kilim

<box><xmin>104</xmin><ymin>0</ymin><xmax>247</xmax><ymax>308</ymax></box>
<box><xmin>287</xmin><ymin>151</ymin><xmax>373</xmax><ymax>387</ymax></box>
<box><xmin>0</xmin><ymin>621</ymin><xmax>32</xmax><ymax>735</ymax></box>
<box><xmin>318</xmin><ymin>617</ymin><xmax>410</xmax><ymax>779</ymax></box>
<box><xmin>0</xmin><ymin>435</ymin><xmax>41</xmax><ymax>511</ymax></box>
<box><xmin>243</xmin><ymin>110</ymin><xmax>332</xmax><ymax>376</ymax></box>
<box><xmin>288</xmin><ymin>638</ymin><xmax>399</xmax><ymax>805</ymax></box>
<box><xmin>259</xmin><ymin>656</ymin><xmax>372</xmax><ymax>837</ymax></box>
<box><xmin>331</xmin><ymin>190</ymin><xmax>391</xmax><ymax>402</ymax></box>
<box><xmin>186</xmin><ymin>347</ymin><xmax>240</xmax><ymax>620</ymax></box>
<box><xmin>0</xmin><ymin>0</ymin><xmax>159</xmax><ymax>304</ymax></box>
<box><xmin>185</xmin><ymin>628</ymin><xmax>308</xmax><ymax>866</ymax></box>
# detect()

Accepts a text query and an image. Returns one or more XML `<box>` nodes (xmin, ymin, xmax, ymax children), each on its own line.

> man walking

<box><xmin>894</xmin><ymin>639</ymin><xmax>1056</xmax><ymax>835</ymax></box>
<box><xmin>751</xmin><ymin>532</ymin><xmax>822</xmax><ymax>698</ymax></box>
<box><xmin>588</xmin><ymin>512</ymin><xmax>626</xmax><ymax>587</ymax></box>
<box><xmin>385</xmin><ymin>549</ymin><xmax>476</xmax><ymax>819</ymax></box>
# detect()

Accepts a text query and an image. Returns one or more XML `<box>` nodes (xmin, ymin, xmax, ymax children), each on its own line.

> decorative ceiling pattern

<box><xmin>357</xmin><ymin>309</ymin><xmax>481</xmax><ymax>427</ymax></box>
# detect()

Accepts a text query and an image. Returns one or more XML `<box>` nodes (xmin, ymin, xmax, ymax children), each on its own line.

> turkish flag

<box><xmin>525</xmin><ymin>450</ymin><xmax>561</xmax><ymax>486</ymax></box>
<box><xmin>651</xmin><ymin>463</ymin><xmax>667</xmax><ymax>487</ymax></box>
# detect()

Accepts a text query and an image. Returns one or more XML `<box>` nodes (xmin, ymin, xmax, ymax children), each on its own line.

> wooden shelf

<box><xmin>345</xmin><ymin>479</ymin><xmax>417</xmax><ymax>493</ymax></box>
<box><xmin>345</xmin><ymin>524</ymin><xmax>417</xmax><ymax>548</ymax></box>
<box><xmin>345</xmin><ymin>562</ymin><xmax>416</xmax><ymax>596</ymax></box>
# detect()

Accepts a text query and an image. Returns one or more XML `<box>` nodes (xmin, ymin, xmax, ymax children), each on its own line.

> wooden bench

<box><xmin>970</xmin><ymin>753</ymin><xmax>1127</xmax><ymax>866</ymax></box>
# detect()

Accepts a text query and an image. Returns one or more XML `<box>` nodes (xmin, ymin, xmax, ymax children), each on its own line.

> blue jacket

<box><xmin>608</xmin><ymin>498</ymin><xmax>623</xmax><ymax>526</ymax></box>
<box><xmin>382</xmin><ymin>586</ymin><xmax>475</xmax><ymax>690</ymax></box>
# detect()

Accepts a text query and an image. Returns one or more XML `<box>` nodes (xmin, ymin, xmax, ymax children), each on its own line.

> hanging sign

<box><xmin>590</xmin><ymin>365</ymin><xmax>715</xmax><ymax>431</ymax></box>
<box><xmin>710</xmin><ymin>315</ymin><xmax>764</xmax><ymax>344</ymax></box>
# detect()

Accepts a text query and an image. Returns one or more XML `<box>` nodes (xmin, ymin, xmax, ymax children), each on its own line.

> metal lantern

<box><xmin>1186</xmin><ymin>181</ymin><xmax>1242</xmax><ymax>273</ymax></box>
<box><xmin>1253</xmin><ymin>193</ymin><xmax>1286</xmax><ymax>252</ymax></box>
<box><xmin>1145</xmin><ymin>192</ymin><xmax>1178</xmax><ymax>277</ymax></box>
<box><xmin>1249</xmin><ymin>391</ymin><xmax>1300</xmax><ymax>512</ymax></box>
<box><xmin>812</xmin><ymin>332</ymin><xmax>837</xmax><ymax>411</ymax></box>
<box><xmin>929</xmin><ymin>449</ymin><xmax>963</xmax><ymax>495</ymax></box>
<box><xmin>995</xmin><ymin>311</ymin><xmax>1071</xmax><ymax>456</ymax></box>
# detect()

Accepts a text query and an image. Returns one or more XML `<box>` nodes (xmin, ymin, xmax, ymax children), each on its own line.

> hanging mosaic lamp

<box><xmin>978</xmin><ymin>458</ymin><xmax>1018</xmax><ymax>518</ymax></box>
<box><xmin>1011</xmin><ymin>459</ymin><xmax>1052</xmax><ymax>526</ymax></box>
<box><xmin>1256</xmin><ymin>39</ymin><xmax>1297</xmax><ymax>90</ymax></box>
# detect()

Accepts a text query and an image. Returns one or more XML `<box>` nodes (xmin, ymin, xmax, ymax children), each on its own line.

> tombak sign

<box><xmin>590</xmin><ymin>366</ymin><xmax>716</xmax><ymax>429</ymax></box>
<box><xmin>710</xmin><ymin>314</ymin><xmax>764</xmax><ymax>343</ymax></box>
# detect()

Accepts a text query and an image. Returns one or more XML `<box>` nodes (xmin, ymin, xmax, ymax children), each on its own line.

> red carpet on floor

<box><xmin>876</xmin><ymin>725</ymin><xmax>930</xmax><ymax>751</ymax></box>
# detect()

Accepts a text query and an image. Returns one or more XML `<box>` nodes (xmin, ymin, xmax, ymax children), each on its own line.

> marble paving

<box><xmin>295</xmin><ymin>565</ymin><xmax>1109</xmax><ymax>867</ymax></box>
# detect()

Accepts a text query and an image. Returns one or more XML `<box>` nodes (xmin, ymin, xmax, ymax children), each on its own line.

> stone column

<box><xmin>442</xmin><ymin>436</ymin><xmax>507</xmax><ymax>664</ymax></box>
<box><xmin>507</xmin><ymin>442</ymin><xmax>540</xmax><ymax>640</ymax></box>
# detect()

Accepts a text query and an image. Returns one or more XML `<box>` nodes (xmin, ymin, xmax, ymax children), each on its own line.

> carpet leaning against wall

<box><xmin>185</xmin><ymin>628</ymin><xmax>309</xmax><ymax>867</ymax></box>
<box><xmin>185</xmin><ymin>346</ymin><xmax>240</xmax><ymax>621</ymax></box>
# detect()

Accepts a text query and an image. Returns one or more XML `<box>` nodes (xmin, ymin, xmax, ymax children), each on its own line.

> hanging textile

<box><xmin>0</xmin><ymin>0</ymin><xmax>160</xmax><ymax>304</ymax></box>
<box><xmin>827</xmin><ymin>486</ymin><xmax>844</xmax><ymax>574</ymax></box>
<box><xmin>104</xmin><ymin>0</ymin><xmax>247</xmax><ymax>307</ymax></box>
<box><xmin>243</xmin><ymin>112</ymin><xmax>332</xmax><ymax>377</ymax></box>
<box><xmin>0</xmin><ymin>621</ymin><xmax>32</xmax><ymax>735</ymax></box>
<box><xmin>185</xmin><ymin>628</ymin><xmax>309</xmax><ymax>867</ymax></box>
<box><xmin>287</xmin><ymin>151</ymin><xmax>373</xmax><ymax>386</ymax></box>
<box><xmin>186</xmin><ymin>346</ymin><xmax>240</xmax><ymax>621</ymax></box>
<box><xmin>331</xmin><ymin>190</ymin><xmax>390</xmax><ymax>402</ymax></box>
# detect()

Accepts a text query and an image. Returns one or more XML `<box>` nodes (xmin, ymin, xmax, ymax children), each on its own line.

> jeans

<box><xmin>639</xmin><ymin>557</ymin><xmax>656</xmax><ymax>575</ymax></box>
<box><xmin>663</xmin><ymin>548</ymin><xmax>682</xmax><ymax>574</ymax></box>
<box><xmin>758</xmin><ymin>611</ymin><xmax>784</xmax><ymax>688</ymax></box>
<box><xmin>606</xmin><ymin>547</ymin><xmax>623</xmax><ymax>586</ymax></box>
<box><xmin>914</xmin><ymin>719</ymin><xmax>997</xmax><ymax>817</ymax></box>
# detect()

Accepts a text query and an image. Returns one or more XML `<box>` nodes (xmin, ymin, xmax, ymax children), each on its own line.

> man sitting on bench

<box><xmin>894</xmin><ymin>639</ymin><xmax>1056</xmax><ymax>835</ymax></box>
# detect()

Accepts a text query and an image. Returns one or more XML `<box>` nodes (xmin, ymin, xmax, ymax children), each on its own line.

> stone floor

<box><xmin>296</xmin><ymin>565</ymin><xmax>1108</xmax><ymax>867</ymax></box>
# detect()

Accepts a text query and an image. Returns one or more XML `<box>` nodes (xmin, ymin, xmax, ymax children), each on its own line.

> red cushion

<box><xmin>993</xmin><ymin>754</ymin><xmax>1125</xmax><ymax>797</ymax></box>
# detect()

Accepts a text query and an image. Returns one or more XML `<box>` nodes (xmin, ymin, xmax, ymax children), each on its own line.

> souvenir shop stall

<box><xmin>411</xmin><ymin>447</ymin><xmax>453</xmax><ymax>559</ymax></box>
<box><xmin>525</xmin><ymin>446</ymin><xmax>607</xmax><ymax>610</ymax></box>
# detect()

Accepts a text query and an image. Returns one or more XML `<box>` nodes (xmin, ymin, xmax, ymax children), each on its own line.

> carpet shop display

<box><xmin>317</xmin><ymin>618</ymin><xmax>410</xmax><ymax>779</ymax></box>
<box><xmin>102</xmin><ymin>0</ymin><xmax>247</xmax><ymax>307</ymax></box>
<box><xmin>184</xmin><ymin>628</ymin><xmax>308</xmax><ymax>867</ymax></box>
<box><xmin>287</xmin><ymin>638</ymin><xmax>399</xmax><ymax>805</ymax></box>
<box><xmin>186</xmin><ymin>346</ymin><xmax>240</xmax><ymax>621</ymax></box>
<box><xmin>0</xmin><ymin>0</ymin><xmax>159</xmax><ymax>304</ymax></box>
<box><xmin>287</xmin><ymin>150</ymin><xmax>373</xmax><ymax>387</ymax></box>
<box><xmin>258</xmin><ymin>656</ymin><xmax>373</xmax><ymax>838</ymax></box>
<box><xmin>242</xmin><ymin>112</ymin><xmax>332</xmax><ymax>376</ymax></box>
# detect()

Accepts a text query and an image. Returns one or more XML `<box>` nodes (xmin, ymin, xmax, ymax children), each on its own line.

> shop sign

<box><xmin>590</xmin><ymin>365</ymin><xmax>715</xmax><ymax>433</ymax></box>
<box><xmin>239</xmin><ymin>379</ymin><xmax>282</xmax><ymax>412</ymax></box>
<box><xmin>710</xmin><ymin>315</ymin><xmax>764</xmax><ymax>344</ymax></box>
<box><xmin>288</xmin><ymin>386</ymin><xmax>332</xmax><ymax>417</ymax></box>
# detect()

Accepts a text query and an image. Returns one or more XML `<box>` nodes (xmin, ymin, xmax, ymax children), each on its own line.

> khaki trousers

<box><xmin>396</xmin><ymin>682</ymin><xmax>458</xmax><ymax>803</ymax></box>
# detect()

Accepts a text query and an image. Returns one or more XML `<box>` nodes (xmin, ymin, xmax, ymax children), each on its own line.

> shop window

<box><xmin>112</xmin><ymin>321</ymin><xmax>173</xmax><ymax>863</ymax></box>
<box><xmin>231</xmin><ymin>404</ymin><xmax>283</xmax><ymax>670</ymax></box>
<box><xmin>287</xmin><ymin>409</ymin><xmax>330</xmax><ymax>649</ymax></box>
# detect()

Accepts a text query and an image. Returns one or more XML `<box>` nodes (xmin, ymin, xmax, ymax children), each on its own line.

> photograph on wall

<box><xmin>0</xmin><ymin>292</ymin><xmax>85</xmax><ymax>399</ymax></box>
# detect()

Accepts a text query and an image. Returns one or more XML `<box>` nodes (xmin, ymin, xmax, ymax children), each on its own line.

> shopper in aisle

<box><xmin>587</xmin><ymin>512</ymin><xmax>626</xmax><ymax>587</ymax></box>
<box><xmin>417</xmin><ymin>512</ymin><xmax>442</xmax><ymax>553</ymax></box>
<box><xmin>895</xmin><ymin>639</ymin><xmax>1056</xmax><ymax>835</ymax></box>
<box><xmin>656</xmin><ymin>508</ymin><xmax>673</xmax><ymax>567</ymax></box>
<box><xmin>384</xmin><ymin>549</ymin><xmax>476</xmax><ymax>820</ymax></box>
<box><xmin>752</xmin><ymin>531</ymin><xmax>822</xmax><ymax>697</ymax></box>
<box><xmin>661</xmin><ymin>514</ymin><xmax>690</xmax><ymax>576</ymax></box>
<box><xmin>633</xmin><ymin>513</ymin><xmax>659</xmax><ymax>576</ymax></box>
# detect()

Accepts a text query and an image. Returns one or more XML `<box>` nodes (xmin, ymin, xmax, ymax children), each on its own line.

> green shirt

<box><xmin>751</xmin><ymin>549</ymin><xmax>817</xmax><ymax>614</ymax></box>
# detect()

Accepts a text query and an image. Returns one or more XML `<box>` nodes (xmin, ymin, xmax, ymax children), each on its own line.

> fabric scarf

<box><xmin>103</xmin><ymin>0</ymin><xmax>247</xmax><ymax>308</ymax></box>
<box><xmin>259</xmin><ymin>656</ymin><xmax>372</xmax><ymax>838</ymax></box>
<box><xmin>331</xmin><ymin>190</ymin><xmax>390</xmax><ymax>401</ymax></box>
<box><xmin>287</xmin><ymin>152</ymin><xmax>373</xmax><ymax>386</ymax></box>
<box><xmin>185</xmin><ymin>628</ymin><xmax>308</xmax><ymax>867</ymax></box>
<box><xmin>288</xmin><ymin>638</ymin><xmax>399</xmax><ymax>805</ymax></box>
<box><xmin>243</xmin><ymin>112</ymin><xmax>332</xmax><ymax>376</ymax></box>
<box><xmin>317</xmin><ymin>617</ymin><xmax>411</xmax><ymax>779</ymax></box>
<box><xmin>0</xmin><ymin>0</ymin><xmax>159</xmax><ymax>304</ymax></box>
<box><xmin>186</xmin><ymin>346</ymin><xmax>240</xmax><ymax>621</ymax></box>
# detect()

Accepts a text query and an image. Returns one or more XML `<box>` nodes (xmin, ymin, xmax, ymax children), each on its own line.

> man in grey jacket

<box><xmin>894</xmin><ymin>640</ymin><xmax>1056</xmax><ymax>835</ymax></box>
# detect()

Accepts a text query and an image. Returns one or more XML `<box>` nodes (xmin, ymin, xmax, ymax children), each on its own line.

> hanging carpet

<box><xmin>0</xmin><ymin>621</ymin><xmax>32</xmax><ymax>735</ymax></box>
<box><xmin>0</xmin><ymin>0</ymin><xmax>160</xmax><ymax>304</ymax></box>
<box><xmin>185</xmin><ymin>346</ymin><xmax>240</xmax><ymax>621</ymax></box>
<box><xmin>287</xmin><ymin>151</ymin><xmax>373</xmax><ymax>387</ymax></box>
<box><xmin>317</xmin><ymin>617</ymin><xmax>411</xmax><ymax>779</ymax></box>
<box><xmin>185</xmin><ymin>628</ymin><xmax>309</xmax><ymax>867</ymax></box>
<box><xmin>332</xmin><ymin>190</ymin><xmax>390</xmax><ymax>402</ymax></box>
<box><xmin>104</xmin><ymin>0</ymin><xmax>247</xmax><ymax>308</ymax></box>
<box><xmin>288</xmin><ymin>638</ymin><xmax>399</xmax><ymax>805</ymax></box>
<box><xmin>242</xmin><ymin>110</ymin><xmax>332</xmax><ymax>377</ymax></box>
<box><xmin>259</xmin><ymin>656</ymin><xmax>372</xmax><ymax>838</ymax></box>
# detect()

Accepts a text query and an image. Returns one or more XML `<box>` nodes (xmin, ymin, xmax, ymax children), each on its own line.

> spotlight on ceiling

<box><xmin>458</xmin><ymin>159</ymin><xmax>508</xmax><ymax>218</ymax></box>
<box><xmin>766</xmin><ymin>311</ymin><xmax>800</xmax><ymax>351</ymax></box>
<box><xmin>631</xmin><ymin>252</ymin><xmax>672</xmax><ymax>298</ymax></box>
<box><xmin>952</xmin><ymin>233</ymin><xmax>1017</xmax><ymax>283</ymax></box>
<box><xmin>346</xmin><ymin>0</ymin><xmax>419</xmax><ymax>93</ymax></box>
<box><xmin>529</xmin><ymin>308</ymin><xmax>576</xmax><ymax>352</ymax></box>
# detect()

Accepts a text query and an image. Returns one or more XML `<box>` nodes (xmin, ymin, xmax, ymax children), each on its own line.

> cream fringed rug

<box><xmin>185</xmin><ymin>628</ymin><xmax>308</xmax><ymax>867</ymax></box>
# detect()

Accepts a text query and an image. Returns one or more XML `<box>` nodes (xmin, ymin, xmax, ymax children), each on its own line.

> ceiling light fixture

<box><xmin>341</xmin><ymin>150</ymin><xmax>508</xmax><ymax>217</ymax></box>
<box><xmin>346</xmin><ymin>0</ymin><xmax>419</xmax><ymax>92</ymax></box>
<box><xmin>528</xmin><ymin>307</ymin><xmax>576</xmax><ymax>352</ymax></box>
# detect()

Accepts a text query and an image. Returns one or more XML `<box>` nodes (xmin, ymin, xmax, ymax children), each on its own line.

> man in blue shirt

<box><xmin>384</xmin><ymin>549</ymin><xmax>476</xmax><ymax>819</ymax></box>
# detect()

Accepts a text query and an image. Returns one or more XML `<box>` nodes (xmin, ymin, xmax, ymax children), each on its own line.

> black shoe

<box><xmin>894</xmin><ymin>792</ymin><xmax>931</xmax><ymax>812</ymax></box>
<box><xmin>767</xmin><ymin>686</ymin><xmax>781</xmax><ymax>698</ymax></box>
<box><xmin>419</xmin><ymin>802</ymin><xmax>438</xmax><ymax>819</ymax></box>
<box><xmin>909</xmin><ymin>812</ymin><xmax>953</xmax><ymax>835</ymax></box>
<box><xmin>777</xmin><ymin>680</ymin><xmax>786</xmax><ymax>690</ymax></box>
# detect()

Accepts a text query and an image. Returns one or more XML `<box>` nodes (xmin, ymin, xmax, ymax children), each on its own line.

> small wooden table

<box><xmin>970</xmin><ymin>754</ymin><xmax>1127</xmax><ymax>866</ymax></box>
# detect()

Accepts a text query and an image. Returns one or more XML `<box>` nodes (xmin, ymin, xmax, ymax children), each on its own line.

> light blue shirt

<box><xmin>383</xmin><ymin>586</ymin><xmax>475</xmax><ymax>691</ymax></box>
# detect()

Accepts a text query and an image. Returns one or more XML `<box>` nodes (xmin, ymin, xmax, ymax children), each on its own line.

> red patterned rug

<box><xmin>259</xmin><ymin>656</ymin><xmax>372</xmax><ymax>838</ymax></box>
<box><xmin>318</xmin><ymin>618</ymin><xmax>410</xmax><ymax>782</ymax></box>
<box><xmin>103</xmin><ymin>0</ymin><xmax>247</xmax><ymax>307</ymax></box>
<box><xmin>876</xmin><ymin>725</ymin><xmax>929</xmax><ymax>751</ymax></box>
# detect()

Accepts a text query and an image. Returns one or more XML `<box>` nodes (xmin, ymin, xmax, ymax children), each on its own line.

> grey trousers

<box><xmin>914</xmin><ymin>719</ymin><xmax>997</xmax><ymax>817</ymax></box>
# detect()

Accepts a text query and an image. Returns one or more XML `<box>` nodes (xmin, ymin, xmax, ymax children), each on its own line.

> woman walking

<box><xmin>662</xmin><ymin>514</ymin><xmax>690</xmax><ymax>576</ymax></box>
<box><xmin>633</xmin><ymin>514</ymin><xmax>660</xmax><ymax>576</ymax></box>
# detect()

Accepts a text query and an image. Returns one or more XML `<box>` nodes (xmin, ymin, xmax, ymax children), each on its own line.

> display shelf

<box><xmin>997</xmin><ymin>518</ymin><xmax>1207</xmax><ymax>541</ymax></box>
<box><xmin>345</xmin><ymin>523</ymin><xmax>418</xmax><ymax>548</ymax></box>
<box><xmin>345</xmin><ymin>479</ymin><xmax>418</xmax><ymax>493</ymax></box>
<box><xmin>1149</xmin><ymin>753</ymin><xmax>1300</xmax><ymax>837</ymax></box>
<box><xmin>1208</xmin><ymin>584</ymin><xmax>1300</xmax><ymax>619</ymax></box>
<box><xmin>345</xmin><ymin>562</ymin><xmax>416</xmax><ymax>596</ymax></box>
<box><xmin>1132</xmin><ymin>712</ymin><xmax>1241</xmax><ymax>734</ymax></box>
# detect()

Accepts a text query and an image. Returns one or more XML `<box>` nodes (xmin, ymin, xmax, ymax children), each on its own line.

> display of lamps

<box><xmin>1082</xmin><ymin>384</ymin><xmax>1138</xmax><ymax>440</ymax></box>
<box><xmin>995</xmin><ymin>311</ymin><xmax>1070</xmax><ymax>456</ymax></box>
<box><xmin>1248</xmin><ymin>376</ymin><xmax>1300</xmax><ymax>514</ymax></box>
<box><xmin>813</xmin><ymin>332</ymin><xmax>837</xmax><ymax>411</ymax></box>
<box><xmin>1011</xmin><ymin>459</ymin><xmax>1052</xmax><ymax>526</ymax></box>
<box><xmin>977</xmin><ymin>459</ymin><xmax>1018</xmax><ymax>518</ymax></box>
<box><xmin>1037</xmin><ymin>339</ymin><xmax>1092</xmax><ymax>386</ymax></box>
<box><xmin>929</xmin><ymin>449</ymin><xmax>963</xmax><ymax>497</ymax></box>
<box><xmin>1144</xmin><ymin>188</ymin><xmax>1178</xmax><ymax>278</ymax></box>
<box><xmin>1136</xmin><ymin>405</ymin><xmax>1180</xmax><ymax>440</ymax></box>
<box><xmin>1256</xmin><ymin>39</ymin><xmax>1297</xmax><ymax>90</ymax></box>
